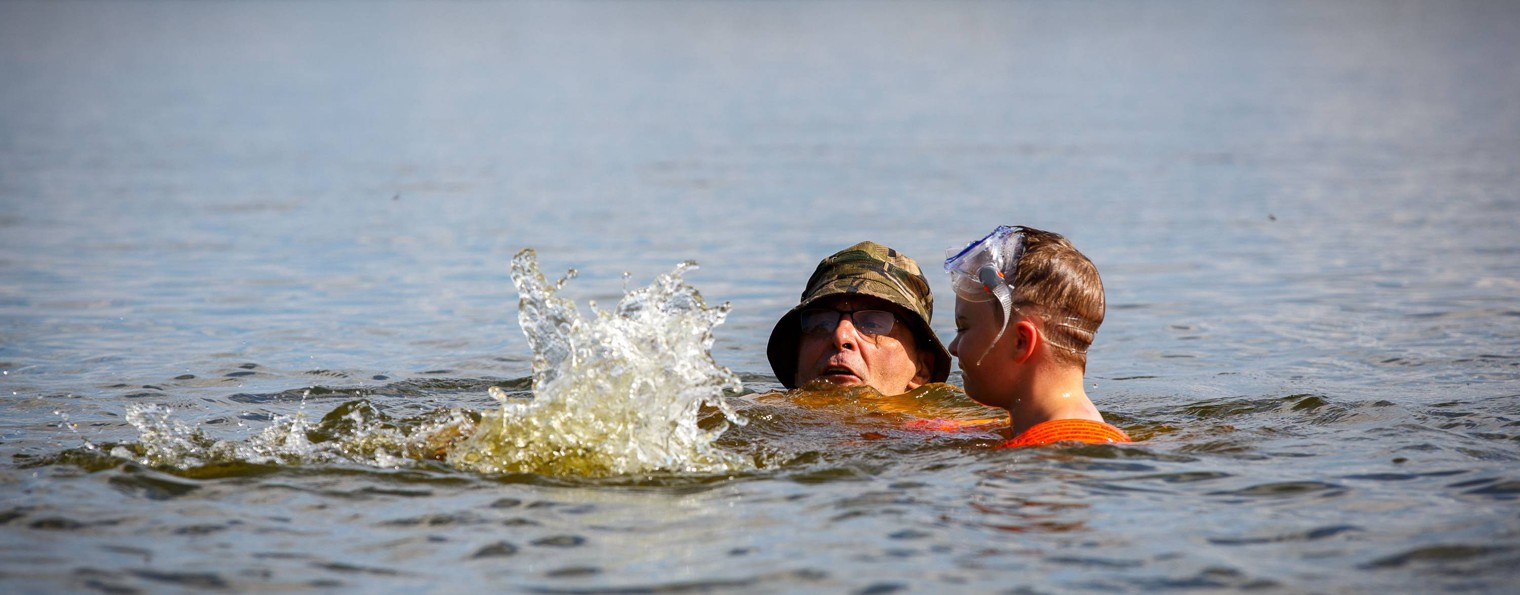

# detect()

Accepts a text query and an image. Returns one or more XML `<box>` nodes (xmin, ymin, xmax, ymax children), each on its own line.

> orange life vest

<box><xmin>1001</xmin><ymin>418</ymin><xmax>1131</xmax><ymax>448</ymax></box>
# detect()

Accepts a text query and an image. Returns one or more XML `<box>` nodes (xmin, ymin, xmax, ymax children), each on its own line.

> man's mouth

<box><xmin>818</xmin><ymin>365</ymin><xmax>861</xmax><ymax>383</ymax></box>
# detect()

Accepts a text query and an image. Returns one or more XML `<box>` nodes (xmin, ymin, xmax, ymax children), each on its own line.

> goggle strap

<box><xmin>975</xmin><ymin>281</ymin><xmax>1016</xmax><ymax>366</ymax></box>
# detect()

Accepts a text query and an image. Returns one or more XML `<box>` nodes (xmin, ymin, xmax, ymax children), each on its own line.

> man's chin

<box><xmin>799</xmin><ymin>375</ymin><xmax>863</xmax><ymax>390</ymax></box>
<box><xmin>794</xmin><ymin>379</ymin><xmax>889</xmax><ymax>402</ymax></box>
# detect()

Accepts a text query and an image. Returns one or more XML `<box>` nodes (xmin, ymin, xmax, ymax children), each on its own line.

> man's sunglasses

<box><xmin>799</xmin><ymin>308</ymin><xmax>897</xmax><ymax>337</ymax></box>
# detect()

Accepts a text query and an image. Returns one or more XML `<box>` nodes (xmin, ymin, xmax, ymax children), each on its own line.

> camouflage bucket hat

<box><xmin>767</xmin><ymin>241</ymin><xmax>953</xmax><ymax>389</ymax></box>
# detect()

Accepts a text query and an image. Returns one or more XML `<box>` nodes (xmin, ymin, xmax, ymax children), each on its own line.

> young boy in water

<box><xmin>942</xmin><ymin>225</ymin><xmax>1130</xmax><ymax>447</ymax></box>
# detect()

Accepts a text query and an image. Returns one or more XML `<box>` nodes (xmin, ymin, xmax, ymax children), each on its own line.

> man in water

<box><xmin>766</xmin><ymin>241</ymin><xmax>952</xmax><ymax>395</ymax></box>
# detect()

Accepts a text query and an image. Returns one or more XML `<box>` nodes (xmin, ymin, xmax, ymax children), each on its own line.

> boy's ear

<box><xmin>1011</xmin><ymin>320</ymin><xmax>1040</xmax><ymax>364</ymax></box>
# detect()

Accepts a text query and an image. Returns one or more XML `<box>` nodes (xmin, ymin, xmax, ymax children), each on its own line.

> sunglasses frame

<box><xmin>798</xmin><ymin>308</ymin><xmax>899</xmax><ymax>338</ymax></box>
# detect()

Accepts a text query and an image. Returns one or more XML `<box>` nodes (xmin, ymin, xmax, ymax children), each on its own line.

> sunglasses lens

<box><xmin>852</xmin><ymin>310</ymin><xmax>895</xmax><ymax>335</ymax></box>
<box><xmin>799</xmin><ymin>309</ymin><xmax>835</xmax><ymax>335</ymax></box>
<box><xmin>798</xmin><ymin>309</ymin><xmax>896</xmax><ymax>337</ymax></box>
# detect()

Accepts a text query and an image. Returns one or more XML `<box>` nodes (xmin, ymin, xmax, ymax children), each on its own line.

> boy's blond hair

<box><xmin>1007</xmin><ymin>227</ymin><xmax>1105</xmax><ymax>370</ymax></box>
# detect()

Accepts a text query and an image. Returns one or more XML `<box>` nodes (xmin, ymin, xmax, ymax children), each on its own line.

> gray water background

<box><xmin>2</xmin><ymin>0</ymin><xmax>1519</xmax><ymax>592</ymax></box>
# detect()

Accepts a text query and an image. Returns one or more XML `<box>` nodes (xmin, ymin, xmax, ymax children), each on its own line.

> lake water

<box><xmin>3</xmin><ymin>0</ymin><xmax>1519</xmax><ymax>592</ymax></box>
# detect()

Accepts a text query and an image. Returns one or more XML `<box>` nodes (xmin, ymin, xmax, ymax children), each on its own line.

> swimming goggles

<box><xmin>944</xmin><ymin>225</ymin><xmax>1024</xmax><ymax>363</ymax></box>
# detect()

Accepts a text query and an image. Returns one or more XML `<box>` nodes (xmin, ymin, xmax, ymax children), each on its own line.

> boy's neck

<box><xmin>1005</xmin><ymin>363</ymin><xmax>1102</xmax><ymax>437</ymax></box>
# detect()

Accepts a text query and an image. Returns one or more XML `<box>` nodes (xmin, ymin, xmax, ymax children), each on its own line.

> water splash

<box><xmin>111</xmin><ymin>249</ymin><xmax>749</xmax><ymax>478</ymax></box>
<box><xmin>445</xmin><ymin>249</ymin><xmax>749</xmax><ymax>476</ymax></box>
<box><xmin>109</xmin><ymin>395</ymin><xmax>446</xmax><ymax>469</ymax></box>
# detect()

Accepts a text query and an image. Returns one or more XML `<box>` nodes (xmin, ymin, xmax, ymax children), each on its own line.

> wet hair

<box><xmin>1007</xmin><ymin>227</ymin><xmax>1105</xmax><ymax>370</ymax></box>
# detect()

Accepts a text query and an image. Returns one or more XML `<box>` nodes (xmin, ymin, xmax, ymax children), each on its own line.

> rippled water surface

<box><xmin>3</xmin><ymin>1</ymin><xmax>1519</xmax><ymax>592</ymax></box>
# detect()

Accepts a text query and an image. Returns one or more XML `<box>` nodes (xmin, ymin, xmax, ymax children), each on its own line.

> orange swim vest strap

<box><xmin>1001</xmin><ymin>418</ymin><xmax>1131</xmax><ymax>448</ymax></box>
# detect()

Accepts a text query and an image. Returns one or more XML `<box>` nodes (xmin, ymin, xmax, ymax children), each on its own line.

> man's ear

<box><xmin>1011</xmin><ymin>320</ymin><xmax>1040</xmax><ymax>364</ymax></box>
<box><xmin>909</xmin><ymin>345</ymin><xmax>932</xmax><ymax>387</ymax></box>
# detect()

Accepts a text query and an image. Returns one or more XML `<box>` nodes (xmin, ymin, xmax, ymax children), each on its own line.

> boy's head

<box><xmin>944</xmin><ymin>226</ymin><xmax>1104</xmax><ymax>371</ymax></box>
<box><xmin>1005</xmin><ymin>227</ymin><xmax>1105</xmax><ymax>368</ymax></box>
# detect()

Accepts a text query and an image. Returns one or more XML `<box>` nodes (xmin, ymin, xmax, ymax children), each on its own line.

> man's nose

<box><xmin>831</xmin><ymin>316</ymin><xmax>861</xmax><ymax>350</ymax></box>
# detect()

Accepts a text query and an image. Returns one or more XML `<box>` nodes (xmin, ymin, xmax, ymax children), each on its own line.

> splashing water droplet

<box><xmin>110</xmin><ymin>249</ymin><xmax>750</xmax><ymax>478</ymax></box>
<box><xmin>445</xmin><ymin>249</ymin><xmax>749</xmax><ymax>477</ymax></box>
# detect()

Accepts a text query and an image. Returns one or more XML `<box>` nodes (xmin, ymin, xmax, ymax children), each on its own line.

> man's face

<box><xmin>793</xmin><ymin>295</ymin><xmax>930</xmax><ymax>395</ymax></box>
